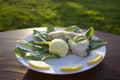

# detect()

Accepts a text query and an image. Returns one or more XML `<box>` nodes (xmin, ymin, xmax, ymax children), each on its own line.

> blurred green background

<box><xmin>0</xmin><ymin>0</ymin><xmax>120</xmax><ymax>35</ymax></box>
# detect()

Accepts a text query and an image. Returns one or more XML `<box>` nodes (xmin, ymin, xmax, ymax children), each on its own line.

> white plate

<box><xmin>15</xmin><ymin>28</ymin><xmax>106</xmax><ymax>75</ymax></box>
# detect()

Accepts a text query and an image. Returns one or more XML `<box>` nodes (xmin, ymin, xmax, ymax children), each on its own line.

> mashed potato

<box><xmin>49</xmin><ymin>39</ymin><xmax>69</xmax><ymax>57</ymax></box>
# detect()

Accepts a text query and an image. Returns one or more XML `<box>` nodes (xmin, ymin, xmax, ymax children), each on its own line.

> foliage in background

<box><xmin>0</xmin><ymin>0</ymin><xmax>120</xmax><ymax>35</ymax></box>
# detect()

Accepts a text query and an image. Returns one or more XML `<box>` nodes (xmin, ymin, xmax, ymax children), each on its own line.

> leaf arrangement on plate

<box><xmin>14</xmin><ymin>25</ymin><xmax>107</xmax><ymax>61</ymax></box>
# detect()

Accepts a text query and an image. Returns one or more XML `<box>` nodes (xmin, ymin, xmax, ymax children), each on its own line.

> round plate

<box><xmin>15</xmin><ymin>28</ymin><xmax>106</xmax><ymax>75</ymax></box>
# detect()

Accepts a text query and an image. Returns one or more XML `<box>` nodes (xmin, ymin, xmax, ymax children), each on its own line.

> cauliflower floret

<box><xmin>68</xmin><ymin>39</ymin><xmax>89</xmax><ymax>57</ymax></box>
<box><xmin>49</xmin><ymin>39</ymin><xmax>69</xmax><ymax>57</ymax></box>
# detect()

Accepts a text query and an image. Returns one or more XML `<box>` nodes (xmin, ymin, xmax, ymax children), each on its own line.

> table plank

<box><xmin>0</xmin><ymin>28</ymin><xmax>120</xmax><ymax>80</ymax></box>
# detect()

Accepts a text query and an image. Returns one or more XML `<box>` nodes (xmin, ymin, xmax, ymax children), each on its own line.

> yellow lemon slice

<box><xmin>60</xmin><ymin>64</ymin><xmax>82</xmax><ymax>72</ymax></box>
<box><xmin>28</xmin><ymin>60</ymin><xmax>51</xmax><ymax>69</ymax></box>
<box><xmin>87</xmin><ymin>53</ymin><xmax>102</xmax><ymax>65</ymax></box>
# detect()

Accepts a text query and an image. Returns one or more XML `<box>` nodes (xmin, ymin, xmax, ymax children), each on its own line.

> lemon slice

<box><xmin>28</xmin><ymin>60</ymin><xmax>51</xmax><ymax>69</ymax></box>
<box><xmin>87</xmin><ymin>53</ymin><xmax>102</xmax><ymax>65</ymax></box>
<box><xmin>60</xmin><ymin>64</ymin><xmax>82</xmax><ymax>72</ymax></box>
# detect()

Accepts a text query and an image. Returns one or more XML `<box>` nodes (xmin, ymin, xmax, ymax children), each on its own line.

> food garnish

<box><xmin>28</xmin><ymin>60</ymin><xmax>51</xmax><ymax>69</ymax></box>
<box><xmin>60</xmin><ymin>64</ymin><xmax>82</xmax><ymax>72</ymax></box>
<box><xmin>87</xmin><ymin>53</ymin><xmax>102</xmax><ymax>65</ymax></box>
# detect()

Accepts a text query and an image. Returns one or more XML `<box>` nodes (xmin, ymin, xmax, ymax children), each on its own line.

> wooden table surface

<box><xmin>0</xmin><ymin>28</ymin><xmax>120</xmax><ymax>80</ymax></box>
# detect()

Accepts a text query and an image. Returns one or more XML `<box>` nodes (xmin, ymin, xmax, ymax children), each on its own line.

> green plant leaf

<box><xmin>85</xmin><ymin>27</ymin><xmax>94</xmax><ymax>40</ymax></box>
<box><xmin>75</xmin><ymin>37</ymin><xmax>88</xmax><ymax>42</ymax></box>
<box><xmin>75</xmin><ymin>35</ymin><xmax>88</xmax><ymax>42</ymax></box>
<box><xmin>66</xmin><ymin>35</ymin><xmax>88</xmax><ymax>42</ymax></box>
<box><xmin>14</xmin><ymin>47</ymin><xmax>30</xmax><ymax>57</ymax></box>
<box><xmin>18</xmin><ymin>40</ymin><xmax>42</xmax><ymax>50</ymax></box>
<box><xmin>35</xmin><ymin>41</ymin><xmax>50</xmax><ymax>46</ymax></box>
<box><xmin>41</xmin><ymin>55</ymin><xmax>58</xmax><ymax>60</ymax></box>
<box><xmin>64</xmin><ymin>25</ymin><xmax>81</xmax><ymax>33</ymax></box>
<box><xmin>66</xmin><ymin>36</ymin><xmax>76</xmax><ymax>41</ymax></box>
<box><xmin>15</xmin><ymin>47</ymin><xmax>57</xmax><ymax>60</ymax></box>
<box><xmin>33</xmin><ymin>29</ymin><xmax>49</xmax><ymax>42</ymax></box>
<box><xmin>33</xmin><ymin>29</ymin><xmax>40</xmax><ymax>35</ymax></box>
<box><xmin>46</xmin><ymin>25</ymin><xmax>55</xmax><ymax>34</ymax></box>
<box><xmin>90</xmin><ymin>39</ymin><xmax>107</xmax><ymax>50</ymax></box>
<box><xmin>17</xmin><ymin>40</ymin><xmax>34</xmax><ymax>50</ymax></box>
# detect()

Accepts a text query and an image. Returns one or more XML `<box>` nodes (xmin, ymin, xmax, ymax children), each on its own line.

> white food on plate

<box><xmin>49</xmin><ymin>39</ymin><xmax>69</xmax><ymax>57</ymax></box>
<box><xmin>48</xmin><ymin>31</ymin><xmax>79</xmax><ymax>40</ymax></box>
<box><xmin>68</xmin><ymin>39</ymin><xmax>89</xmax><ymax>57</ymax></box>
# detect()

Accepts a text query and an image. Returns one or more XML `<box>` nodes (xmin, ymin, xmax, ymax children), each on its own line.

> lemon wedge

<box><xmin>60</xmin><ymin>64</ymin><xmax>82</xmax><ymax>72</ymax></box>
<box><xmin>28</xmin><ymin>60</ymin><xmax>51</xmax><ymax>69</ymax></box>
<box><xmin>87</xmin><ymin>53</ymin><xmax>102</xmax><ymax>65</ymax></box>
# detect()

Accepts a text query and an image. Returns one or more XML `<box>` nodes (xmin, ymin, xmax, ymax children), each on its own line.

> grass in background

<box><xmin>0</xmin><ymin>0</ymin><xmax>120</xmax><ymax>35</ymax></box>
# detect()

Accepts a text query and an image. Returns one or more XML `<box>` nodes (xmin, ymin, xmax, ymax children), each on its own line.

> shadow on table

<box><xmin>22</xmin><ymin>63</ymin><xmax>107</xmax><ymax>80</ymax></box>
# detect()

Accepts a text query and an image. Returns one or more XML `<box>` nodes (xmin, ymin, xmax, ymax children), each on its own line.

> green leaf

<box><xmin>66</xmin><ymin>35</ymin><xmax>88</xmax><ymax>42</ymax></box>
<box><xmin>33</xmin><ymin>29</ymin><xmax>49</xmax><ymax>42</ymax></box>
<box><xmin>34</xmin><ymin>33</ymin><xmax>47</xmax><ymax>42</ymax></box>
<box><xmin>33</xmin><ymin>29</ymin><xmax>39</xmax><ymax>35</ymax></box>
<box><xmin>75</xmin><ymin>37</ymin><xmax>88</xmax><ymax>42</ymax></box>
<box><xmin>35</xmin><ymin>41</ymin><xmax>50</xmax><ymax>46</ymax></box>
<box><xmin>24</xmin><ymin>50</ymin><xmax>57</xmax><ymax>60</ymax></box>
<box><xmin>15</xmin><ymin>47</ymin><xmax>57</xmax><ymax>60</ymax></box>
<box><xmin>64</xmin><ymin>25</ymin><xmax>81</xmax><ymax>33</ymax></box>
<box><xmin>75</xmin><ymin>35</ymin><xmax>88</xmax><ymax>42</ymax></box>
<box><xmin>85</xmin><ymin>27</ymin><xmax>94</xmax><ymax>40</ymax></box>
<box><xmin>24</xmin><ymin>52</ymin><xmax>41</xmax><ymax>60</ymax></box>
<box><xmin>46</xmin><ymin>25</ymin><xmax>55</xmax><ymax>34</ymax></box>
<box><xmin>14</xmin><ymin>47</ymin><xmax>30</xmax><ymax>57</ymax></box>
<box><xmin>18</xmin><ymin>40</ymin><xmax>42</xmax><ymax>51</ymax></box>
<box><xmin>17</xmin><ymin>40</ymin><xmax>34</xmax><ymax>50</ymax></box>
<box><xmin>28</xmin><ymin>40</ymin><xmax>36</xmax><ymax>45</ymax></box>
<box><xmin>41</xmin><ymin>55</ymin><xmax>58</xmax><ymax>60</ymax></box>
<box><xmin>90</xmin><ymin>39</ymin><xmax>107</xmax><ymax>50</ymax></box>
<box><xmin>14</xmin><ymin>47</ymin><xmax>40</xmax><ymax>60</ymax></box>
<box><xmin>66</xmin><ymin>36</ymin><xmax>76</xmax><ymax>41</ymax></box>
<box><xmin>28</xmin><ymin>40</ymin><xmax>50</xmax><ymax>51</ymax></box>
